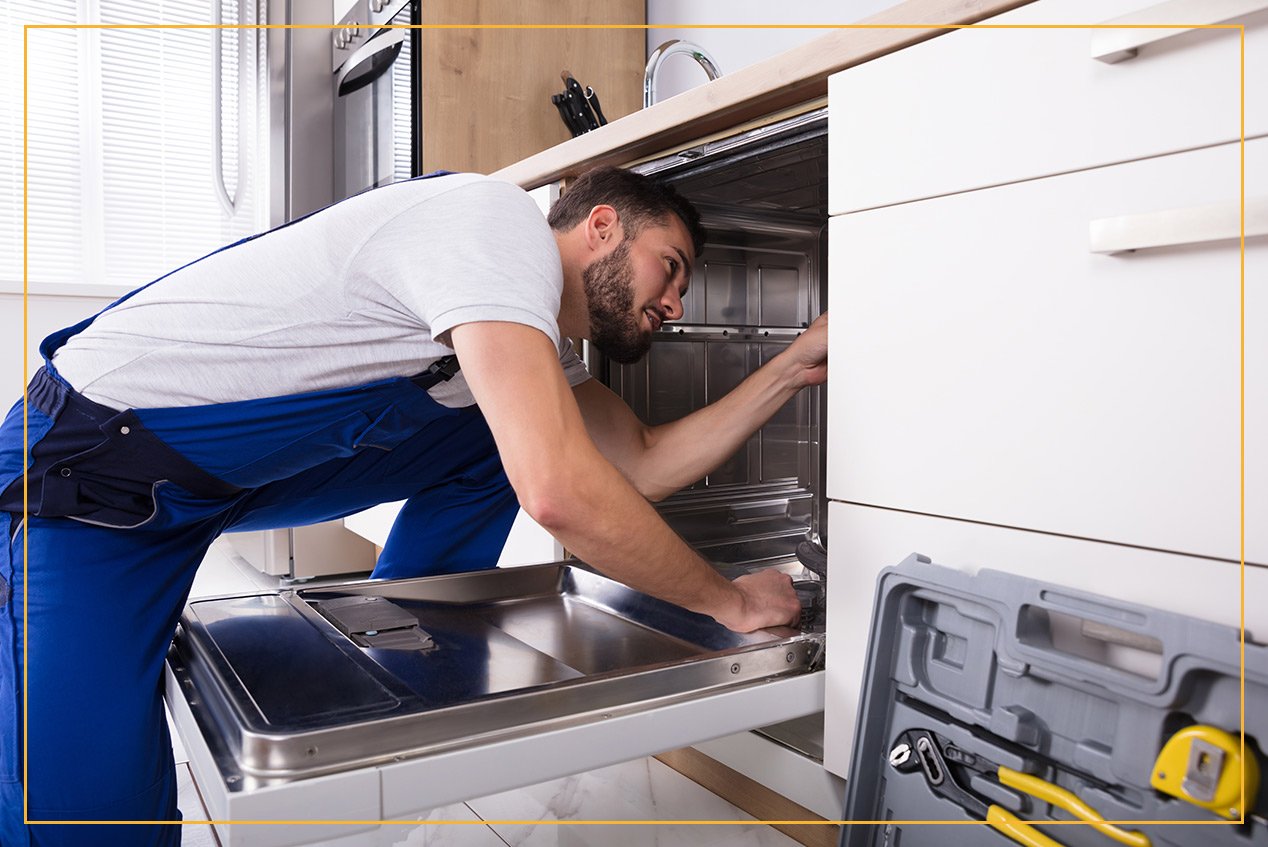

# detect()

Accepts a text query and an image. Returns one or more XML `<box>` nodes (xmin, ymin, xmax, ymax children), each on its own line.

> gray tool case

<box><xmin>840</xmin><ymin>554</ymin><xmax>1266</xmax><ymax>847</ymax></box>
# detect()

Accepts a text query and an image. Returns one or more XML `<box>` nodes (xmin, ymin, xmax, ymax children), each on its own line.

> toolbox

<box><xmin>841</xmin><ymin>554</ymin><xmax>1266</xmax><ymax>847</ymax></box>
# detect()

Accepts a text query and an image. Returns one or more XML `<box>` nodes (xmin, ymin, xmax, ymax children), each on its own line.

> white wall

<box><xmin>2</xmin><ymin>292</ymin><xmax>116</xmax><ymax>402</ymax></box>
<box><xmin>645</xmin><ymin>0</ymin><xmax>898</xmax><ymax>103</ymax></box>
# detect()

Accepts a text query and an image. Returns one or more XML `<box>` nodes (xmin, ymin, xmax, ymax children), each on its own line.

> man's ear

<box><xmin>585</xmin><ymin>205</ymin><xmax>622</xmax><ymax>250</ymax></box>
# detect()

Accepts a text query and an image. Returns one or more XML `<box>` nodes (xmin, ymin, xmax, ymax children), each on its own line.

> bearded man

<box><xmin>0</xmin><ymin>165</ymin><xmax>827</xmax><ymax>846</ymax></box>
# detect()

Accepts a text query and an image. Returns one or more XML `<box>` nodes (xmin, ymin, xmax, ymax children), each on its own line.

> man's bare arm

<box><xmin>449</xmin><ymin>320</ymin><xmax>801</xmax><ymax>633</ymax></box>
<box><xmin>575</xmin><ymin>312</ymin><xmax>828</xmax><ymax>501</ymax></box>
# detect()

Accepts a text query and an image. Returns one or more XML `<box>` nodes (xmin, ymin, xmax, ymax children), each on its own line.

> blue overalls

<box><xmin>0</xmin><ymin>198</ymin><xmax>522</xmax><ymax>846</ymax></box>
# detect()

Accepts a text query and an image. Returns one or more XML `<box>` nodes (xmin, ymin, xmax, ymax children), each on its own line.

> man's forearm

<box><xmin>636</xmin><ymin>350</ymin><xmax>806</xmax><ymax>500</ymax></box>
<box><xmin>534</xmin><ymin>432</ymin><xmax>799</xmax><ymax>633</ymax></box>
<box><xmin>543</xmin><ymin>438</ymin><xmax>745</xmax><ymax>620</ymax></box>
<box><xmin>572</xmin><ymin>315</ymin><xmax>827</xmax><ymax>503</ymax></box>
<box><xmin>451</xmin><ymin>321</ymin><xmax>779</xmax><ymax>630</ymax></box>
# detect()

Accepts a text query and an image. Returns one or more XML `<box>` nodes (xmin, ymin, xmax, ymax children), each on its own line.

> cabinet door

<box><xmin>826</xmin><ymin>139</ymin><xmax>1265</xmax><ymax>565</ymax></box>
<box><xmin>828</xmin><ymin>0</ymin><xmax>1267</xmax><ymax>214</ymax></box>
<box><xmin>419</xmin><ymin>0</ymin><xmax>644</xmax><ymax>175</ymax></box>
<box><xmin>822</xmin><ymin>502</ymin><xmax>1268</xmax><ymax>777</ymax></box>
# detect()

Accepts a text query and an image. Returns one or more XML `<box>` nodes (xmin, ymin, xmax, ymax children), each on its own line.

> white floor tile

<box><xmin>178</xmin><ymin>762</ymin><xmax>220</xmax><ymax>846</ymax></box>
<box><xmin>383</xmin><ymin>804</ymin><xmax>509</xmax><ymax>847</ymax></box>
<box><xmin>467</xmin><ymin>758</ymin><xmax>798</xmax><ymax>847</ymax></box>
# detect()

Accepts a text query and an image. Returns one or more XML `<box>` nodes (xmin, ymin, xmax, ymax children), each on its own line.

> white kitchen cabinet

<box><xmin>822</xmin><ymin>0</ymin><xmax>1268</xmax><ymax>786</ymax></box>
<box><xmin>826</xmin><ymin>137</ymin><xmax>1264</xmax><ymax>565</ymax></box>
<box><xmin>822</xmin><ymin>501</ymin><xmax>1267</xmax><ymax>777</ymax></box>
<box><xmin>827</xmin><ymin>0</ymin><xmax>1267</xmax><ymax>214</ymax></box>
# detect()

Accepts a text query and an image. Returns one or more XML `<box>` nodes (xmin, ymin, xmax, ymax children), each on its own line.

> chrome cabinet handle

<box><xmin>1089</xmin><ymin>197</ymin><xmax>1268</xmax><ymax>254</ymax></box>
<box><xmin>1091</xmin><ymin>0</ymin><xmax>1266</xmax><ymax>64</ymax></box>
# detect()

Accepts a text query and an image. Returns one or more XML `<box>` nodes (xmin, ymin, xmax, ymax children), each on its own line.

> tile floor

<box><xmin>172</xmin><ymin>539</ymin><xmax>801</xmax><ymax>847</ymax></box>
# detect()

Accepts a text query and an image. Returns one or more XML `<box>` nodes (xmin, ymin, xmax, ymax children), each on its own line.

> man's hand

<box><xmin>782</xmin><ymin>311</ymin><xmax>828</xmax><ymax>389</ymax></box>
<box><xmin>713</xmin><ymin>569</ymin><xmax>803</xmax><ymax>633</ymax></box>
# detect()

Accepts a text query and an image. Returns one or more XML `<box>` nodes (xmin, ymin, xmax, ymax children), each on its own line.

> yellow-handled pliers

<box><xmin>889</xmin><ymin>729</ymin><xmax>1152</xmax><ymax>847</ymax></box>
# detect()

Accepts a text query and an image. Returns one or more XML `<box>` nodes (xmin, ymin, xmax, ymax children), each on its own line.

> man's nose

<box><xmin>661</xmin><ymin>287</ymin><xmax>684</xmax><ymax>321</ymax></box>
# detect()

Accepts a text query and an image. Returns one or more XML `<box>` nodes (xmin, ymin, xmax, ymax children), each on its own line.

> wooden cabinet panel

<box><xmin>826</xmin><ymin>138</ymin><xmax>1264</xmax><ymax>565</ymax></box>
<box><xmin>828</xmin><ymin>0</ymin><xmax>1266</xmax><ymax>214</ymax></box>
<box><xmin>420</xmin><ymin>1</ymin><xmax>644</xmax><ymax>175</ymax></box>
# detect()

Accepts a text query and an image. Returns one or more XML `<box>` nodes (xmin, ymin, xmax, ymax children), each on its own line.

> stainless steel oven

<box><xmin>225</xmin><ymin>0</ymin><xmax>419</xmax><ymax>582</ymax></box>
<box><xmin>258</xmin><ymin>0</ymin><xmax>415</xmax><ymax>223</ymax></box>
<box><xmin>329</xmin><ymin>0</ymin><xmax>416</xmax><ymax>198</ymax></box>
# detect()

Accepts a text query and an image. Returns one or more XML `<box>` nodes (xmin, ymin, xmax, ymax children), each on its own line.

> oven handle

<box><xmin>335</xmin><ymin>28</ymin><xmax>407</xmax><ymax>97</ymax></box>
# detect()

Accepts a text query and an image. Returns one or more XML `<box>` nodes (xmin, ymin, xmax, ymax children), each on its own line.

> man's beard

<box><xmin>582</xmin><ymin>239</ymin><xmax>651</xmax><ymax>364</ymax></box>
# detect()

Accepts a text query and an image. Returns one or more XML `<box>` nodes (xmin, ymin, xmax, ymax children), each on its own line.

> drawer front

<box><xmin>828</xmin><ymin>0</ymin><xmax>1266</xmax><ymax>214</ymax></box>
<box><xmin>822</xmin><ymin>502</ymin><xmax>1267</xmax><ymax>778</ymax></box>
<box><xmin>826</xmin><ymin>138</ymin><xmax>1265</xmax><ymax>564</ymax></box>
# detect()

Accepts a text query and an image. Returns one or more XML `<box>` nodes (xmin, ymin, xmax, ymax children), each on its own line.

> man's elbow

<box><xmin>515</xmin><ymin>477</ymin><xmax>580</xmax><ymax>535</ymax></box>
<box><xmin>641</xmin><ymin>483</ymin><xmax>673</xmax><ymax>504</ymax></box>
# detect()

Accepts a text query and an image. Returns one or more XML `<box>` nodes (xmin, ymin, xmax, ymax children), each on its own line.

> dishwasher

<box><xmin>165</xmin><ymin>108</ymin><xmax>832</xmax><ymax>844</ymax></box>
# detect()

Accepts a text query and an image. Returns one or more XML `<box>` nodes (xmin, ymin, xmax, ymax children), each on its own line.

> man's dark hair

<box><xmin>547</xmin><ymin>166</ymin><xmax>706</xmax><ymax>259</ymax></box>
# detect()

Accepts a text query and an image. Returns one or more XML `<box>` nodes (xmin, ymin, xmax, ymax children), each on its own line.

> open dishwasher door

<box><xmin>166</xmin><ymin>561</ymin><xmax>824</xmax><ymax>844</ymax></box>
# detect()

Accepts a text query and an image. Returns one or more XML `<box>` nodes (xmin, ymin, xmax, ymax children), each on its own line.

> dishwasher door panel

<box><xmin>166</xmin><ymin>562</ymin><xmax>824</xmax><ymax>845</ymax></box>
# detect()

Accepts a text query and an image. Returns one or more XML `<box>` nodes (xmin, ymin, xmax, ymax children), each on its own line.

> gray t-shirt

<box><xmin>53</xmin><ymin>174</ymin><xmax>590</xmax><ymax>410</ymax></box>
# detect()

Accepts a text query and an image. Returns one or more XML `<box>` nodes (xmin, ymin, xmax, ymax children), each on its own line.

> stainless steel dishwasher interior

<box><xmin>622</xmin><ymin>109</ymin><xmax>828</xmax><ymax>574</ymax></box>
<box><xmin>623</xmin><ymin>107</ymin><xmax>830</xmax><ymax>759</ymax></box>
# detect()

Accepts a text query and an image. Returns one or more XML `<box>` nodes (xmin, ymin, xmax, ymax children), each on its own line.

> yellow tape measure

<box><xmin>1151</xmin><ymin>726</ymin><xmax>1260</xmax><ymax>820</ymax></box>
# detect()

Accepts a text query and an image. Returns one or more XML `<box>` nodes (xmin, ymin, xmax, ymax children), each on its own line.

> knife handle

<box><xmin>585</xmin><ymin>86</ymin><xmax>608</xmax><ymax>126</ymax></box>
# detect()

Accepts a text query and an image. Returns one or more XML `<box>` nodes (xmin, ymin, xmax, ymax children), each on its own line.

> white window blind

<box><xmin>391</xmin><ymin>23</ymin><xmax>412</xmax><ymax>185</ymax></box>
<box><xmin>1</xmin><ymin>0</ymin><xmax>265</xmax><ymax>293</ymax></box>
<box><xmin>1</xmin><ymin>1</ymin><xmax>83</xmax><ymax>288</ymax></box>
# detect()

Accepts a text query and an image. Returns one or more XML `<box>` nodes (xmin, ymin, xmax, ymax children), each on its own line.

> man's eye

<box><xmin>667</xmin><ymin>259</ymin><xmax>678</xmax><ymax>274</ymax></box>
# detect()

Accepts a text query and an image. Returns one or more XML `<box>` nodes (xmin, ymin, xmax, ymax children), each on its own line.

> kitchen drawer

<box><xmin>822</xmin><ymin>501</ymin><xmax>1267</xmax><ymax>778</ymax></box>
<box><xmin>826</xmin><ymin>138</ymin><xmax>1265</xmax><ymax>564</ymax></box>
<box><xmin>827</xmin><ymin>0</ymin><xmax>1266</xmax><ymax>214</ymax></box>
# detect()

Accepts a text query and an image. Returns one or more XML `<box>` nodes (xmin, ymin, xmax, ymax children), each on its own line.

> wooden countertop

<box><xmin>493</xmin><ymin>0</ymin><xmax>1032</xmax><ymax>190</ymax></box>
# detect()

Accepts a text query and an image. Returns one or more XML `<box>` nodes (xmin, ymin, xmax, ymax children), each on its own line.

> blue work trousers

<box><xmin>0</xmin><ymin>357</ymin><xmax>519</xmax><ymax>846</ymax></box>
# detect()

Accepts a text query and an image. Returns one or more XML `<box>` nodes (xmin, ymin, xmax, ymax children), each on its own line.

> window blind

<box><xmin>391</xmin><ymin>24</ymin><xmax>412</xmax><ymax>184</ymax></box>
<box><xmin>1</xmin><ymin>1</ymin><xmax>83</xmax><ymax>287</ymax></box>
<box><xmin>1</xmin><ymin>0</ymin><xmax>265</xmax><ymax>291</ymax></box>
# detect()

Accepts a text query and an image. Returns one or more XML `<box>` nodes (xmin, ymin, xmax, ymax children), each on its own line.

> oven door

<box><xmin>331</xmin><ymin>0</ymin><xmax>415</xmax><ymax>198</ymax></box>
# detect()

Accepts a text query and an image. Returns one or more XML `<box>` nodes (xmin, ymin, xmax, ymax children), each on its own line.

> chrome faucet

<box><xmin>643</xmin><ymin>40</ymin><xmax>722</xmax><ymax>108</ymax></box>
